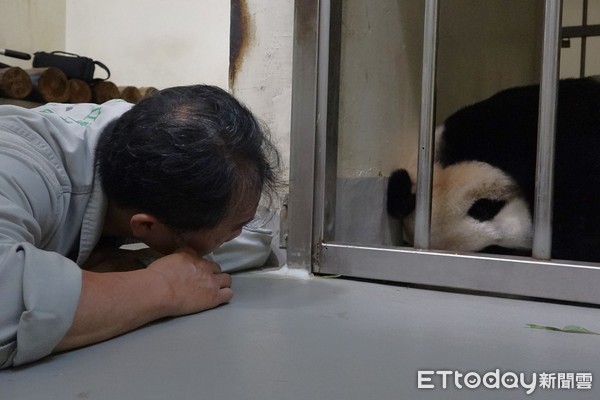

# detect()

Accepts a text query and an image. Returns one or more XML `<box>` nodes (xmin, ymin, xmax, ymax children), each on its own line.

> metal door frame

<box><xmin>287</xmin><ymin>0</ymin><xmax>600</xmax><ymax>305</ymax></box>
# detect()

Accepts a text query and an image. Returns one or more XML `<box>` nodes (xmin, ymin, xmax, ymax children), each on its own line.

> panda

<box><xmin>387</xmin><ymin>76</ymin><xmax>600</xmax><ymax>263</ymax></box>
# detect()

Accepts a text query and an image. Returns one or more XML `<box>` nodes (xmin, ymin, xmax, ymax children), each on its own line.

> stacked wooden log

<box><xmin>0</xmin><ymin>67</ymin><xmax>32</xmax><ymax>99</ymax></box>
<box><xmin>0</xmin><ymin>66</ymin><xmax>158</xmax><ymax>104</ymax></box>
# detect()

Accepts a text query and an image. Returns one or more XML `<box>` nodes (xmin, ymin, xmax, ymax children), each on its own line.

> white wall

<box><xmin>65</xmin><ymin>0</ymin><xmax>230</xmax><ymax>88</ymax></box>
<box><xmin>0</xmin><ymin>0</ymin><xmax>230</xmax><ymax>89</ymax></box>
<box><xmin>2</xmin><ymin>0</ymin><xmax>229</xmax><ymax>88</ymax></box>
<box><xmin>0</xmin><ymin>0</ymin><xmax>66</xmax><ymax>69</ymax></box>
<box><xmin>230</xmin><ymin>0</ymin><xmax>294</xmax><ymax>182</ymax></box>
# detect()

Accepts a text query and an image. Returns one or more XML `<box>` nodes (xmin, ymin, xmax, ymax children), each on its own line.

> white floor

<box><xmin>2</xmin><ymin>271</ymin><xmax>600</xmax><ymax>399</ymax></box>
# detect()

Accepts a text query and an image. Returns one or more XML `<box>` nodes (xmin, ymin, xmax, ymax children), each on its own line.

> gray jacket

<box><xmin>0</xmin><ymin>101</ymin><xmax>273</xmax><ymax>368</ymax></box>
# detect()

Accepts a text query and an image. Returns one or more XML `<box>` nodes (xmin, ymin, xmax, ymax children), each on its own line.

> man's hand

<box><xmin>146</xmin><ymin>247</ymin><xmax>233</xmax><ymax>316</ymax></box>
<box><xmin>54</xmin><ymin>248</ymin><xmax>232</xmax><ymax>353</ymax></box>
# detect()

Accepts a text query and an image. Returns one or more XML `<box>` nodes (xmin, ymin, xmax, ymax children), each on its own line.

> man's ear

<box><xmin>129</xmin><ymin>213</ymin><xmax>161</xmax><ymax>240</ymax></box>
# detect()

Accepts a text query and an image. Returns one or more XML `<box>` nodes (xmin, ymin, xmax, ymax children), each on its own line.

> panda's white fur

<box><xmin>401</xmin><ymin>158</ymin><xmax>532</xmax><ymax>252</ymax></box>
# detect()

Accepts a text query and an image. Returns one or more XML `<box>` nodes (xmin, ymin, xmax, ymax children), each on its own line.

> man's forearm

<box><xmin>53</xmin><ymin>269</ymin><xmax>170</xmax><ymax>352</ymax></box>
<box><xmin>54</xmin><ymin>249</ymin><xmax>233</xmax><ymax>353</ymax></box>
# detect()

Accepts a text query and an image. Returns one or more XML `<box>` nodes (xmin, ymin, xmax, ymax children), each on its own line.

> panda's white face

<box><xmin>402</xmin><ymin>161</ymin><xmax>533</xmax><ymax>252</ymax></box>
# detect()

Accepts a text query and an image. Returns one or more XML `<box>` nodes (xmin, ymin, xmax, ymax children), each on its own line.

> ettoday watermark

<box><xmin>417</xmin><ymin>370</ymin><xmax>592</xmax><ymax>395</ymax></box>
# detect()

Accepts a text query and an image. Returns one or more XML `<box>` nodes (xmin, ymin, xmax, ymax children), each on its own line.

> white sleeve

<box><xmin>0</xmin><ymin>243</ymin><xmax>81</xmax><ymax>368</ymax></box>
<box><xmin>0</xmin><ymin>157</ymin><xmax>81</xmax><ymax>369</ymax></box>
<box><xmin>209</xmin><ymin>227</ymin><xmax>274</xmax><ymax>273</ymax></box>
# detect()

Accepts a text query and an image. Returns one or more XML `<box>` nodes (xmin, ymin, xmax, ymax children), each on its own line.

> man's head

<box><xmin>96</xmin><ymin>85</ymin><xmax>280</xmax><ymax>254</ymax></box>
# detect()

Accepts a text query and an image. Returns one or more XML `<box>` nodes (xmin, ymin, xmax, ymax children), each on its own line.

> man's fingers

<box><xmin>173</xmin><ymin>246</ymin><xmax>222</xmax><ymax>274</ymax></box>
<box><xmin>218</xmin><ymin>287</ymin><xmax>234</xmax><ymax>304</ymax></box>
<box><xmin>193</xmin><ymin>259</ymin><xmax>222</xmax><ymax>274</ymax></box>
<box><xmin>218</xmin><ymin>273</ymin><xmax>232</xmax><ymax>288</ymax></box>
<box><xmin>174</xmin><ymin>246</ymin><xmax>198</xmax><ymax>256</ymax></box>
<box><xmin>208</xmin><ymin>262</ymin><xmax>222</xmax><ymax>274</ymax></box>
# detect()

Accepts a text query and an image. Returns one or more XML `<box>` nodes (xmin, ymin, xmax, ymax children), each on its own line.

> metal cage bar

<box><xmin>561</xmin><ymin>24</ymin><xmax>600</xmax><ymax>38</ymax></box>
<box><xmin>313</xmin><ymin>0</ymin><xmax>335</xmax><ymax>247</ymax></box>
<box><xmin>321</xmin><ymin>243</ymin><xmax>600</xmax><ymax>304</ymax></box>
<box><xmin>413</xmin><ymin>0</ymin><xmax>440</xmax><ymax>250</ymax></box>
<box><xmin>580</xmin><ymin>0</ymin><xmax>588</xmax><ymax>77</ymax></box>
<box><xmin>532</xmin><ymin>0</ymin><xmax>562</xmax><ymax>260</ymax></box>
<box><xmin>287</xmin><ymin>0</ymin><xmax>321</xmax><ymax>269</ymax></box>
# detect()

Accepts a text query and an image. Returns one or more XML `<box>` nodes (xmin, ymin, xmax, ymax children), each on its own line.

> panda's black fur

<box><xmin>387</xmin><ymin>76</ymin><xmax>600</xmax><ymax>263</ymax></box>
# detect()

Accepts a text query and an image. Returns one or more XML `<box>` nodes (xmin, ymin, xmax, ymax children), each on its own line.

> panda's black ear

<box><xmin>387</xmin><ymin>169</ymin><xmax>416</xmax><ymax>219</ymax></box>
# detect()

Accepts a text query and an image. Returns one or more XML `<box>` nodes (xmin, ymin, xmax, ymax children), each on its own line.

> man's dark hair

<box><xmin>96</xmin><ymin>84</ymin><xmax>280</xmax><ymax>231</ymax></box>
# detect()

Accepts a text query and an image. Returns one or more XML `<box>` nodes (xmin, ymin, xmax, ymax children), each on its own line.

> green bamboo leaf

<box><xmin>562</xmin><ymin>325</ymin><xmax>600</xmax><ymax>335</ymax></box>
<box><xmin>526</xmin><ymin>323</ymin><xmax>600</xmax><ymax>335</ymax></box>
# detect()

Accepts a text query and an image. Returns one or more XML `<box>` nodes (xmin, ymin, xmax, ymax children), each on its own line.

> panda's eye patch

<box><xmin>468</xmin><ymin>198</ymin><xmax>507</xmax><ymax>222</ymax></box>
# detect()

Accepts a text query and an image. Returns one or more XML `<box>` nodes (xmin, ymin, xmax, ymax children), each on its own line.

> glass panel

<box><xmin>334</xmin><ymin>0</ymin><xmax>422</xmax><ymax>246</ymax></box>
<box><xmin>588</xmin><ymin>0</ymin><xmax>600</xmax><ymax>24</ymax></box>
<box><xmin>585</xmin><ymin>36</ymin><xmax>600</xmax><ymax>75</ymax></box>
<box><xmin>562</xmin><ymin>0</ymin><xmax>583</xmax><ymax>26</ymax></box>
<box><xmin>333</xmin><ymin>0</ymin><xmax>543</xmax><ymax>250</ymax></box>
<box><xmin>560</xmin><ymin>38</ymin><xmax>582</xmax><ymax>78</ymax></box>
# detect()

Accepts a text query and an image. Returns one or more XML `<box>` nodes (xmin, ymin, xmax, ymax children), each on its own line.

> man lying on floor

<box><xmin>0</xmin><ymin>85</ymin><xmax>280</xmax><ymax>368</ymax></box>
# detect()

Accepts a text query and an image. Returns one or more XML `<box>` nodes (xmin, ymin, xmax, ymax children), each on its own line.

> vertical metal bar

<box><xmin>533</xmin><ymin>0</ymin><xmax>562</xmax><ymax>260</ymax></box>
<box><xmin>413</xmin><ymin>0</ymin><xmax>439</xmax><ymax>249</ymax></box>
<box><xmin>317</xmin><ymin>0</ymin><xmax>343</xmax><ymax>247</ymax></box>
<box><xmin>312</xmin><ymin>0</ymin><xmax>333</xmax><ymax>257</ymax></box>
<box><xmin>580</xmin><ymin>0</ymin><xmax>588</xmax><ymax>77</ymax></box>
<box><xmin>287</xmin><ymin>0</ymin><xmax>320</xmax><ymax>269</ymax></box>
